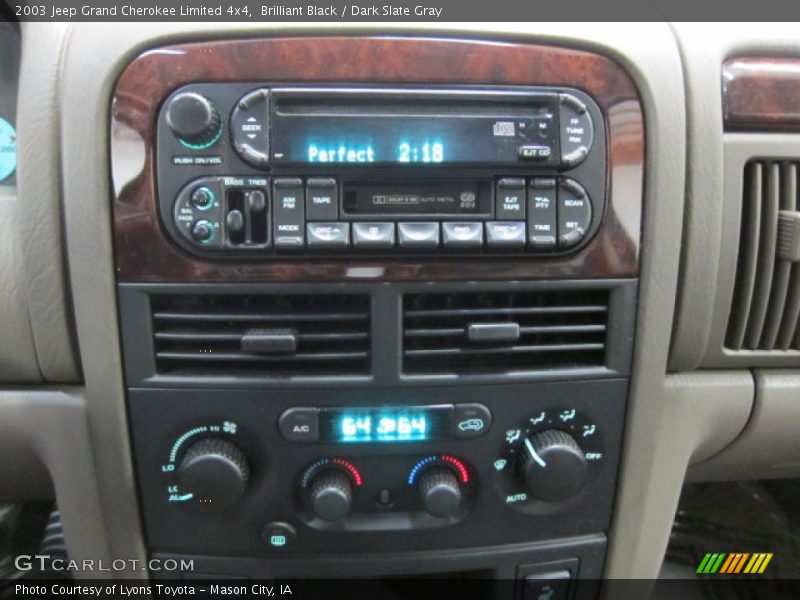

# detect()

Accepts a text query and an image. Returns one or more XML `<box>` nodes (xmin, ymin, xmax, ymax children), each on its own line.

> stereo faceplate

<box><xmin>156</xmin><ymin>84</ymin><xmax>607</xmax><ymax>259</ymax></box>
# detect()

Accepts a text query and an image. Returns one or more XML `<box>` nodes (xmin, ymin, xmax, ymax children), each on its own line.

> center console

<box><xmin>111</xmin><ymin>36</ymin><xmax>643</xmax><ymax>595</ymax></box>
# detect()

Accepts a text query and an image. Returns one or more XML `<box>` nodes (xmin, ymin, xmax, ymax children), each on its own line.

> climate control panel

<box><xmin>129</xmin><ymin>380</ymin><xmax>625</xmax><ymax>557</ymax></box>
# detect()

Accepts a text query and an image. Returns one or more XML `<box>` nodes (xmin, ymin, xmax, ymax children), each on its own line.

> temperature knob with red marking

<box><xmin>301</xmin><ymin>458</ymin><xmax>363</xmax><ymax>522</ymax></box>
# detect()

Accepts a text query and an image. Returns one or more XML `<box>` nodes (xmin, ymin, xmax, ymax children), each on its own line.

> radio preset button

<box><xmin>230</xmin><ymin>88</ymin><xmax>270</xmax><ymax>168</ymax></box>
<box><xmin>527</xmin><ymin>178</ymin><xmax>557</xmax><ymax>249</ymax></box>
<box><xmin>442</xmin><ymin>222</ymin><xmax>484</xmax><ymax>249</ymax></box>
<box><xmin>398</xmin><ymin>222</ymin><xmax>440</xmax><ymax>250</ymax></box>
<box><xmin>558</xmin><ymin>179</ymin><xmax>592</xmax><ymax>249</ymax></box>
<box><xmin>559</xmin><ymin>93</ymin><xmax>594</xmax><ymax>168</ymax></box>
<box><xmin>306</xmin><ymin>178</ymin><xmax>339</xmax><ymax>221</ymax></box>
<box><xmin>278</xmin><ymin>408</ymin><xmax>319</xmax><ymax>443</ymax></box>
<box><xmin>496</xmin><ymin>178</ymin><xmax>526</xmax><ymax>220</ymax></box>
<box><xmin>486</xmin><ymin>221</ymin><xmax>526</xmax><ymax>249</ymax></box>
<box><xmin>352</xmin><ymin>222</ymin><xmax>395</xmax><ymax>249</ymax></box>
<box><xmin>307</xmin><ymin>222</ymin><xmax>350</xmax><ymax>249</ymax></box>
<box><xmin>273</xmin><ymin>178</ymin><xmax>305</xmax><ymax>251</ymax></box>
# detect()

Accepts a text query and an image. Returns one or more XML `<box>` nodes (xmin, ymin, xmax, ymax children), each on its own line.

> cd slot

<box><xmin>341</xmin><ymin>180</ymin><xmax>493</xmax><ymax>219</ymax></box>
<box><xmin>273</xmin><ymin>89</ymin><xmax>556</xmax><ymax>118</ymax></box>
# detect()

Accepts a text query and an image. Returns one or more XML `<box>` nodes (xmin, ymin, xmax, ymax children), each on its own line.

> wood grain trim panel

<box><xmin>112</xmin><ymin>36</ymin><xmax>643</xmax><ymax>282</ymax></box>
<box><xmin>723</xmin><ymin>57</ymin><xmax>800</xmax><ymax>132</ymax></box>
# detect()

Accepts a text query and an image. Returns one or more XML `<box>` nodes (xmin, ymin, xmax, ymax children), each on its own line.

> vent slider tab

<box><xmin>241</xmin><ymin>328</ymin><xmax>298</xmax><ymax>354</ymax></box>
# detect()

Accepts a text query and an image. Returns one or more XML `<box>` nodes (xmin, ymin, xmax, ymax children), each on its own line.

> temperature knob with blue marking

<box><xmin>518</xmin><ymin>430</ymin><xmax>587</xmax><ymax>502</ymax></box>
<box><xmin>177</xmin><ymin>437</ymin><xmax>250</xmax><ymax>511</ymax></box>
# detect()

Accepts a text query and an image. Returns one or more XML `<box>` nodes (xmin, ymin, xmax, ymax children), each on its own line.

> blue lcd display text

<box><xmin>321</xmin><ymin>406</ymin><xmax>452</xmax><ymax>443</ymax></box>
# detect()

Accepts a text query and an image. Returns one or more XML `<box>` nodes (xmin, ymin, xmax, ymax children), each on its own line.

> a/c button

<box><xmin>278</xmin><ymin>407</ymin><xmax>319</xmax><ymax>442</ymax></box>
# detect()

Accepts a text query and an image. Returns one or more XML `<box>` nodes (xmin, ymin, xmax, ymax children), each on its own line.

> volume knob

<box><xmin>166</xmin><ymin>92</ymin><xmax>222</xmax><ymax>148</ymax></box>
<box><xmin>177</xmin><ymin>438</ymin><xmax>249</xmax><ymax>511</ymax></box>
<box><xmin>519</xmin><ymin>430</ymin><xmax>587</xmax><ymax>502</ymax></box>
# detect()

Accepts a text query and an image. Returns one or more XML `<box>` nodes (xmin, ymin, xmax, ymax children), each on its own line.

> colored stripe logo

<box><xmin>696</xmin><ymin>552</ymin><xmax>773</xmax><ymax>574</ymax></box>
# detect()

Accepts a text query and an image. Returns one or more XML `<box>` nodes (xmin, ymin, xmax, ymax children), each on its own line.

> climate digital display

<box><xmin>320</xmin><ymin>406</ymin><xmax>453</xmax><ymax>443</ymax></box>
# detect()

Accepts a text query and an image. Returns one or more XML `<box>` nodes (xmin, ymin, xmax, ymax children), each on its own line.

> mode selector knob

<box><xmin>419</xmin><ymin>467</ymin><xmax>462</xmax><ymax>518</ymax></box>
<box><xmin>519</xmin><ymin>430</ymin><xmax>588</xmax><ymax>502</ymax></box>
<box><xmin>166</xmin><ymin>92</ymin><xmax>222</xmax><ymax>148</ymax></box>
<box><xmin>177</xmin><ymin>438</ymin><xmax>250</xmax><ymax>511</ymax></box>
<box><xmin>309</xmin><ymin>469</ymin><xmax>352</xmax><ymax>521</ymax></box>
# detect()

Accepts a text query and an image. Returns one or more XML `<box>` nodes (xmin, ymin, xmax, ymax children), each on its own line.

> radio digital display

<box><xmin>270</xmin><ymin>88</ymin><xmax>558</xmax><ymax>166</ymax></box>
<box><xmin>319</xmin><ymin>406</ymin><xmax>453</xmax><ymax>443</ymax></box>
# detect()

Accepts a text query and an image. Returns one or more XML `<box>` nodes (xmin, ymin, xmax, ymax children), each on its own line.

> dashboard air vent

<box><xmin>726</xmin><ymin>161</ymin><xmax>800</xmax><ymax>351</ymax></box>
<box><xmin>151</xmin><ymin>293</ymin><xmax>371</xmax><ymax>377</ymax></box>
<box><xmin>402</xmin><ymin>289</ymin><xmax>609</xmax><ymax>375</ymax></box>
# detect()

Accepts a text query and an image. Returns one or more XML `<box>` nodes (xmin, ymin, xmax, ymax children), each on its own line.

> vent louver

<box><xmin>726</xmin><ymin>161</ymin><xmax>800</xmax><ymax>351</ymax></box>
<box><xmin>151</xmin><ymin>294</ymin><xmax>371</xmax><ymax>377</ymax></box>
<box><xmin>402</xmin><ymin>290</ymin><xmax>609</xmax><ymax>375</ymax></box>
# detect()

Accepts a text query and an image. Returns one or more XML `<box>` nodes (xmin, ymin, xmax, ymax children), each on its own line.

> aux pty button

<box><xmin>454</xmin><ymin>403</ymin><xmax>492</xmax><ymax>439</ymax></box>
<box><xmin>278</xmin><ymin>407</ymin><xmax>319</xmax><ymax>443</ymax></box>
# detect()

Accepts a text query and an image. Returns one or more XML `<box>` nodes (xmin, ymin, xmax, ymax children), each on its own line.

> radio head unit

<box><xmin>269</xmin><ymin>88</ymin><xmax>569</xmax><ymax>167</ymax></box>
<box><xmin>155</xmin><ymin>84</ymin><xmax>606</xmax><ymax>258</ymax></box>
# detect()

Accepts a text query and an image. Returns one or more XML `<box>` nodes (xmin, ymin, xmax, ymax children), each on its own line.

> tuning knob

<box><xmin>309</xmin><ymin>469</ymin><xmax>352</xmax><ymax>521</ymax></box>
<box><xmin>519</xmin><ymin>430</ymin><xmax>588</xmax><ymax>502</ymax></box>
<box><xmin>166</xmin><ymin>92</ymin><xmax>222</xmax><ymax>148</ymax></box>
<box><xmin>418</xmin><ymin>467</ymin><xmax>462</xmax><ymax>518</ymax></box>
<box><xmin>177</xmin><ymin>438</ymin><xmax>249</xmax><ymax>511</ymax></box>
